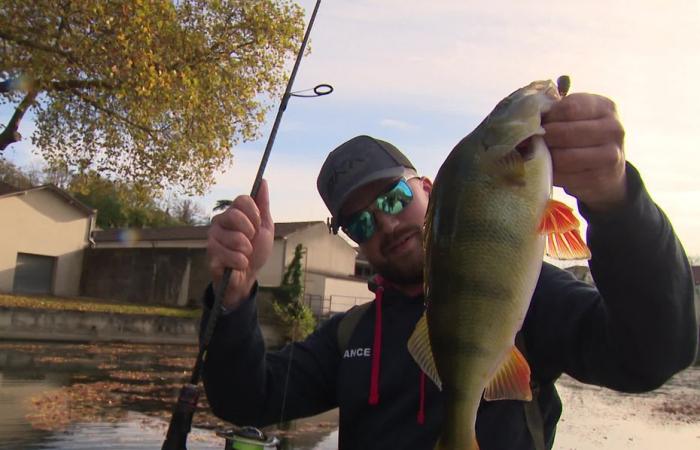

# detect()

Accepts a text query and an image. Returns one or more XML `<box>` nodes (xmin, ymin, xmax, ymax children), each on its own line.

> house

<box><xmin>86</xmin><ymin>221</ymin><xmax>374</xmax><ymax>315</ymax></box>
<box><xmin>0</xmin><ymin>183</ymin><xmax>95</xmax><ymax>296</ymax></box>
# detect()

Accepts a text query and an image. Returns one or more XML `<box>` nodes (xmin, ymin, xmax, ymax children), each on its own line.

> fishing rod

<box><xmin>161</xmin><ymin>1</ymin><xmax>328</xmax><ymax>449</ymax></box>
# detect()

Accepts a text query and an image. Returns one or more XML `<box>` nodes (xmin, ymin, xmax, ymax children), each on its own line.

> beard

<box><xmin>371</xmin><ymin>224</ymin><xmax>424</xmax><ymax>285</ymax></box>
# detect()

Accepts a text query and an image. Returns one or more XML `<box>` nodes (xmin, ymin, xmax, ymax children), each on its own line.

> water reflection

<box><xmin>0</xmin><ymin>341</ymin><xmax>338</xmax><ymax>450</ymax></box>
<box><xmin>1</xmin><ymin>341</ymin><xmax>697</xmax><ymax>450</ymax></box>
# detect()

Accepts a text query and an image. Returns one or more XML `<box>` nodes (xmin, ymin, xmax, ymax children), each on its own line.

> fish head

<box><xmin>472</xmin><ymin>80</ymin><xmax>562</xmax><ymax>190</ymax></box>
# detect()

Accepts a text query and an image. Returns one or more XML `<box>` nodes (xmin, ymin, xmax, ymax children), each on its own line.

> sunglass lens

<box><xmin>377</xmin><ymin>179</ymin><xmax>413</xmax><ymax>215</ymax></box>
<box><xmin>346</xmin><ymin>210</ymin><xmax>374</xmax><ymax>243</ymax></box>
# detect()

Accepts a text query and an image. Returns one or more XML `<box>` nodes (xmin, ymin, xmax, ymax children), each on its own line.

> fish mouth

<box><xmin>515</xmin><ymin>137</ymin><xmax>535</xmax><ymax>161</ymax></box>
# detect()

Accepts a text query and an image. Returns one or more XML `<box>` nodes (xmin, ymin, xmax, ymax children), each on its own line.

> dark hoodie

<box><xmin>201</xmin><ymin>164</ymin><xmax>698</xmax><ymax>449</ymax></box>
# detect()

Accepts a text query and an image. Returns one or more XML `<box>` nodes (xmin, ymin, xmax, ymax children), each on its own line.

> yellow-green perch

<box><xmin>408</xmin><ymin>77</ymin><xmax>590</xmax><ymax>450</ymax></box>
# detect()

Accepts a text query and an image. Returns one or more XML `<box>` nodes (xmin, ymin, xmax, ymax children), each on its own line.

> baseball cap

<box><xmin>317</xmin><ymin>135</ymin><xmax>417</xmax><ymax>225</ymax></box>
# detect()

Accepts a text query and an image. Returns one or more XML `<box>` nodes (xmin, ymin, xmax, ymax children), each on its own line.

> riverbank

<box><xmin>0</xmin><ymin>293</ymin><xmax>285</xmax><ymax>346</ymax></box>
<box><xmin>0</xmin><ymin>293</ymin><xmax>200</xmax><ymax>344</ymax></box>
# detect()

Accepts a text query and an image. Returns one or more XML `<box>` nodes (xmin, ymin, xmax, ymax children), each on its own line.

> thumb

<box><xmin>255</xmin><ymin>178</ymin><xmax>274</xmax><ymax>232</ymax></box>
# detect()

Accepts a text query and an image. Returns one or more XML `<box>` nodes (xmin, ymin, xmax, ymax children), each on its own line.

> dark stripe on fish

<box><xmin>434</xmin><ymin>217</ymin><xmax>525</xmax><ymax>249</ymax></box>
<box><xmin>438</xmin><ymin>276</ymin><xmax>516</xmax><ymax>304</ymax></box>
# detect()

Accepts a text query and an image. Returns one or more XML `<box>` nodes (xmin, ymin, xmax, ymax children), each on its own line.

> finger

<box><xmin>255</xmin><ymin>179</ymin><xmax>275</xmax><ymax>233</ymax></box>
<box><xmin>552</xmin><ymin>164</ymin><xmax>623</xmax><ymax>192</ymax></box>
<box><xmin>543</xmin><ymin>116</ymin><xmax>624</xmax><ymax>149</ymax></box>
<box><xmin>543</xmin><ymin>93</ymin><xmax>616</xmax><ymax>123</ymax></box>
<box><xmin>210</xmin><ymin>229</ymin><xmax>254</xmax><ymax>257</ymax></box>
<box><xmin>550</xmin><ymin>143</ymin><xmax>624</xmax><ymax>175</ymax></box>
<box><xmin>213</xmin><ymin>204</ymin><xmax>258</xmax><ymax>239</ymax></box>
<box><xmin>208</xmin><ymin>238</ymin><xmax>251</xmax><ymax>276</ymax></box>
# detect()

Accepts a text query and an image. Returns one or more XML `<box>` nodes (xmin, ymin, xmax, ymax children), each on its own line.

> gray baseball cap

<box><xmin>317</xmin><ymin>135</ymin><xmax>417</xmax><ymax>226</ymax></box>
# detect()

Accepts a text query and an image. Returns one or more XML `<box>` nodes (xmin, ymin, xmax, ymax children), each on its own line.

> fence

<box><xmin>304</xmin><ymin>293</ymin><xmax>373</xmax><ymax>319</ymax></box>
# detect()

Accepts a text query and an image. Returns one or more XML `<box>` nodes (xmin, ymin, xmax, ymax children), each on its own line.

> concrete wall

<box><xmin>324</xmin><ymin>277</ymin><xmax>374</xmax><ymax>313</ymax></box>
<box><xmin>303</xmin><ymin>271</ymin><xmax>372</xmax><ymax>316</ymax></box>
<box><xmin>0</xmin><ymin>306</ymin><xmax>284</xmax><ymax>347</ymax></box>
<box><xmin>286</xmin><ymin>223</ymin><xmax>357</xmax><ymax>276</ymax></box>
<box><xmin>257</xmin><ymin>239</ymin><xmax>286</xmax><ymax>287</ymax></box>
<box><xmin>0</xmin><ymin>189</ymin><xmax>92</xmax><ymax>296</ymax></box>
<box><xmin>0</xmin><ymin>306</ymin><xmax>198</xmax><ymax>344</ymax></box>
<box><xmin>81</xmin><ymin>248</ymin><xmax>210</xmax><ymax>307</ymax></box>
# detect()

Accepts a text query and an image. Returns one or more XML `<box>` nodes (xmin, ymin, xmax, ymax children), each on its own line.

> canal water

<box><xmin>0</xmin><ymin>341</ymin><xmax>698</xmax><ymax>449</ymax></box>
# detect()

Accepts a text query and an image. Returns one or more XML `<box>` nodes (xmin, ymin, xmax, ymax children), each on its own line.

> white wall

<box><xmin>0</xmin><ymin>190</ymin><xmax>92</xmax><ymax>296</ymax></box>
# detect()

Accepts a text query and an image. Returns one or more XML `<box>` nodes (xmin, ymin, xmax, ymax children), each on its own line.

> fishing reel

<box><xmin>217</xmin><ymin>426</ymin><xmax>280</xmax><ymax>450</ymax></box>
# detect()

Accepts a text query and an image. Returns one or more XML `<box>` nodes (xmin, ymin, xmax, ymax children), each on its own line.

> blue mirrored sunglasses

<box><xmin>341</xmin><ymin>178</ymin><xmax>414</xmax><ymax>243</ymax></box>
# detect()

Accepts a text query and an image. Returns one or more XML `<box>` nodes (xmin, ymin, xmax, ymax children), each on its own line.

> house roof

<box><xmin>93</xmin><ymin>221</ymin><xmax>327</xmax><ymax>242</ymax></box>
<box><xmin>0</xmin><ymin>183</ymin><xmax>95</xmax><ymax>216</ymax></box>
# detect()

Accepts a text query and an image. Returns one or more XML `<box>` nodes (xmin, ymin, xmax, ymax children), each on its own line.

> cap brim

<box><xmin>331</xmin><ymin>167</ymin><xmax>418</xmax><ymax>218</ymax></box>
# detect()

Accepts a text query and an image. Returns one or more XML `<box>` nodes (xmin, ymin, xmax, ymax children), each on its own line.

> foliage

<box><xmin>0</xmin><ymin>0</ymin><xmax>305</xmax><ymax>194</ymax></box>
<box><xmin>272</xmin><ymin>243</ymin><xmax>316</xmax><ymax>340</ymax></box>
<box><xmin>213</xmin><ymin>199</ymin><xmax>233</xmax><ymax>211</ymax></box>
<box><xmin>273</xmin><ymin>300</ymin><xmax>316</xmax><ymax>341</ymax></box>
<box><xmin>275</xmin><ymin>243</ymin><xmax>306</xmax><ymax>304</ymax></box>
<box><xmin>69</xmin><ymin>171</ymin><xmax>182</xmax><ymax>228</ymax></box>
<box><xmin>0</xmin><ymin>159</ymin><xmax>35</xmax><ymax>189</ymax></box>
<box><xmin>169</xmin><ymin>197</ymin><xmax>208</xmax><ymax>225</ymax></box>
<box><xmin>1</xmin><ymin>160</ymin><xmax>207</xmax><ymax>228</ymax></box>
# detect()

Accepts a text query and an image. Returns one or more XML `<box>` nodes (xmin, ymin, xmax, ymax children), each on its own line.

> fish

<box><xmin>408</xmin><ymin>76</ymin><xmax>591</xmax><ymax>450</ymax></box>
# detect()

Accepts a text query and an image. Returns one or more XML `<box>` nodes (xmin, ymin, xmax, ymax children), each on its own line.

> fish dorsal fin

<box><xmin>407</xmin><ymin>312</ymin><xmax>442</xmax><ymax>390</ymax></box>
<box><xmin>484</xmin><ymin>149</ymin><xmax>526</xmax><ymax>186</ymax></box>
<box><xmin>483</xmin><ymin>346</ymin><xmax>532</xmax><ymax>401</ymax></box>
<box><xmin>538</xmin><ymin>199</ymin><xmax>592</xmax><ymax>260</ymax></box>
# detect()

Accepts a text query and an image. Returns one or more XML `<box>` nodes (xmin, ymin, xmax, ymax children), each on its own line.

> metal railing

<box><xmin>303</xmin><ymin>294</ymin><xmax>373</xmax><ymax>320</ymax></box>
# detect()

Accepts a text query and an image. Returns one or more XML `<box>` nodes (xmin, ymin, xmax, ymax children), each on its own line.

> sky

<box><xmin>2</xmin><ymin>0</ymin><xmax>700</xmax><ymax>258</ymax></box>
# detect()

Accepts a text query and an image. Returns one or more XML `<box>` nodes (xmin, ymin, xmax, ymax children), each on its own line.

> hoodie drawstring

<box><xmin>417</xmin><ymin>370</ymin><xmax>426</xmax><ymax>424</ymax></box>
<box><xmin>368</xmin><ymin>285</ymin><xmax>384</xmax><ymax>405</ymax></box>
<box><xmin>367</xmin><ymin>279</ymin><xmax>427</xmax><ymax>424</ymax></box>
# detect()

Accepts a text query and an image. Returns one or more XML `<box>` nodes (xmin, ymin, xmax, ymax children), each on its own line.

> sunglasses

<box><xmin>341</xmin><ymin>178</ymin><xmax>415</xmax><ymax>243</ymax></box>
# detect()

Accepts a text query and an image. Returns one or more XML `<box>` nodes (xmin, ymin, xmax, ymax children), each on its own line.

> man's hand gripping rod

<box><xmin>161</xmin><ymin>1</ymin><xmax>325</xmax><ymax>449</ymax></box>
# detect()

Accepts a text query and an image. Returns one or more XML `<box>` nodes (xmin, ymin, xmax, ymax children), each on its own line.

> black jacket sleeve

<box><xmin>525</xmin><ymin>163</ymin><xmax>698</xmax><ymax>391</ymax></box>
<box><xmin>200</xmin><ymin>284</ymin><xmax>342</xmax><ymax>426</ymax></box>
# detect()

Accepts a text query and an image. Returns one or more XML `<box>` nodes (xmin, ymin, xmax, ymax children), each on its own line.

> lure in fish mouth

<box><xmin>408</xmin><ymin>76</ymin><xmax>590</xmax><ymax>450</ymax></box>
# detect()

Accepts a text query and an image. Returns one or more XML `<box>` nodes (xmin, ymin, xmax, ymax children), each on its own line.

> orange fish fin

<box><xmin>538</xmin><ymin>199</ymin><xmax>591</xmax><ymax>260</ymax></box>
<box><xmin>483</xmin><ymin>345</ymin><xmax>532</xmax><ymax>401</ymax></box>
<box><xmin>546</xmin><ymin>229</ymin><xmax>591</xmax><ymax>260</ymax></box>
<box><xmin>485</xmin><ymin>149</ymin><xmax>526</xmax><ymax>186</ymax></box>
<box><xmin>407</xmin><ymin>312</ymin><xmax>442</xmax><ymax>390</ymax></box>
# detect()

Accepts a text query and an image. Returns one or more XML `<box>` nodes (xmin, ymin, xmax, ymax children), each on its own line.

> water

<box><xmin>0</xmin><ymin>341</ymin><xmax>337</xmax><ymax>450</ymax></box>
<box><xmin>1</xmin><ymin>341</ymin><xmax>698</xmax><ymax>450</ymax></box>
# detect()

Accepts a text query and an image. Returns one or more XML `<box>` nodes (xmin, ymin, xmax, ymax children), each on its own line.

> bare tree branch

<box><xmin>50</xmin><ymin>79</ymin><xmax>116</xmax><ymax>91</ymax></box>
<box><xmin>0</xmin><ymin>30</ymin><xmax>72</xmax><ymax>59</ymax></box>
<box><xmin>2</xmin><ymin>77</ymin><xmax>116</xmax><ymax>93</ymax></box>
<box><xmin>0</xmin><ymin>89</ymin><xmax>38</xmax><ymax>150</ymax></box>
<box><xmin>73</xmin><ymin>91</ymin><xmax>157</xmax><ymax>137</ymax></box>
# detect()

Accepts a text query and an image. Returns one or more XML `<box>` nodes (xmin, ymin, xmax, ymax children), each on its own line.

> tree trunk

<box><xmin>0</xmin><ymin>89</ymin><xmax>38</xmax><ymax>151</ymax></box>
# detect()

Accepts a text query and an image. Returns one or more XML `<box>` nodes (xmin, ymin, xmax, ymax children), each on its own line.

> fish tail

<box><xmin>434</xmin><ymin>433</ymin><xmax>479</xmax><ymax>450</ymax></box>
<box><xmin>434</xmin><ymin>400</ymin><xmax>479</xmax><ymax>450</ymax></box>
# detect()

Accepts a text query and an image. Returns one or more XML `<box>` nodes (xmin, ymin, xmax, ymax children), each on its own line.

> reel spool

<box><xmin>217</xmin><ymin>426</ymin><xmax>280</xmax><ymax>450</ymax></box>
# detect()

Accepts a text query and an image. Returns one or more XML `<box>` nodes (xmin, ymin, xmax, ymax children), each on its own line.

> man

<box><xmin>202</xmin><ymin>93</ymin><xmax>698</xmax><ymax>449</ymax></box>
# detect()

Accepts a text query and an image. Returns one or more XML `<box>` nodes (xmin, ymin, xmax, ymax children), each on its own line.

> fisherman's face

<box><xmin>340</xmin><ymin>177</ymin><xmax>432</xmax><ymax>285</ymax></box>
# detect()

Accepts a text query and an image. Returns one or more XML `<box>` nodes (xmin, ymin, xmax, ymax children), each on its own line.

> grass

<box><xmin>0</xmin><ymin>293</ymin><xmax>200</xmax><ymax>319</ymax></box>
